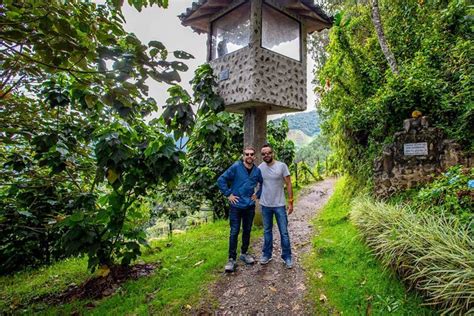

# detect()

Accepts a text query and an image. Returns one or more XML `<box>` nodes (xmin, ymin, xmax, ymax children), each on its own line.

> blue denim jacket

<box><xmin>217</xmin><ymin>160</ymin><xmax>263</xmax><ymax>209</ymax></box>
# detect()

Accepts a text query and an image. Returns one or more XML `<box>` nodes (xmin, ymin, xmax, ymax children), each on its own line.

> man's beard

<box><xmin>264</xmin><ymin>157</ymin><xmax>273</xmax><ymax>163</ymax></box>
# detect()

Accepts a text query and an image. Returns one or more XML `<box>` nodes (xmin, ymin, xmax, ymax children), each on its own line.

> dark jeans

<box><xmin>228</xmin><ymin>205</ymin><xmax>255</xmax><ymax>260</ymax></box>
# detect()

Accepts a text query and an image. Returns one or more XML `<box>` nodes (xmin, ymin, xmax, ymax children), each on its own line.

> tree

<box><xmin>175</xmin><ymin>112</ymin><xmax>243</xmax><ymax>219</ymax></box>
<box><xmin>0</xmin><ymin>0</ymin><xmax>213</xmax><ymax>273</ymax></box>
<box><xmin>295</xmin><ymin>134</ymin><xmax>331</xmax><ymax>168</ymax></box>
<box><xmin>370</xmin><ymin>0</ymin><xmax>399</xmax><ymax>75</ymax></box>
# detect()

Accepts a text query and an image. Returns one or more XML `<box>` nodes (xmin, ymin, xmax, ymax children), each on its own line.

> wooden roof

<box><xmin>179</xmin><ymin>0</ymin><xmax>332</xmax><ymax>34</ymax></box>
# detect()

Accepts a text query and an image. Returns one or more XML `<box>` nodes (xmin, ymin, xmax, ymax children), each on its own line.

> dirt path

<box><xmin>196</xmin><ymin>178</ymin><xmax>336</xmax><ymax>315</ymax></box>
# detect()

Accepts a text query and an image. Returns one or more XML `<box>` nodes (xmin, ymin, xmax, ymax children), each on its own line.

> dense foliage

<box><xmin>412</xmin><ymin>166</ymin><xmax>474</xmax><ymax>225</ymax></box>
<box><xmin>315</xmin><ymin>0</ymin><xmax>473</xmax><ymax>181</ymax></box>
<box><xmin>0</xmin><ymin>0</ymin><xmax>220</xmax><ymax>274</ymax></box>
<box><xmin>169</xmin><ymin>112</ymin><xmax>244</xmax><ymax>220</ymax></box>
<box><xmin>313</xmin><ymin>3</ymin><xmax>473</xmax><ymax>312</ymax></box>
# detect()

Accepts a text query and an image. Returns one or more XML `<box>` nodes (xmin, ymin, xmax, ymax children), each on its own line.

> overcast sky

<box><xmin>121</xmin><ymin>1</ymin><xmax>317</xmax><ymax>118</ymax></box>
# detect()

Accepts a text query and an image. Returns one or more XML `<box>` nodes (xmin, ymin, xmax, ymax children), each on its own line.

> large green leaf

<box><xmin>170</xmin><ymin>61</ymin><xmax>188</xmax><ymax>72</ymax></box>
<box><xmin>148</xmin><ymin>40</ymin><xmax>166</xmax><ymax>50</ymax></box>
<box><xmin>173</xmin><ymin>50</ymin><xmax>194</xmax><ymax>59</ymax></box>
<box><xmin>149</xmin><ymin>69</ymin><xmax>181</xmax><ymax>83</ymax></box>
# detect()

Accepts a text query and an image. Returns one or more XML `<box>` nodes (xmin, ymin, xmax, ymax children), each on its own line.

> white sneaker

<box><xmin>224</xmin><ymin>258</ymin><xmax>236</xmax><ymax>272</ymax></box>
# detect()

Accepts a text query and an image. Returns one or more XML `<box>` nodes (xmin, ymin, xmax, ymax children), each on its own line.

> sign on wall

<box><xmin>219</xmin><ymin>69</ymin><xmax>229</xmax><ymax>81</ymax></box>
<box><xmin>403</xmin><ymin>142</ymin><xmax>428</xmax><ymax>156</ymax></box>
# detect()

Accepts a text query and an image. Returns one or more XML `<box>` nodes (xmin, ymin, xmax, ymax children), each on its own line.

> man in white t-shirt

<box><xmin>258</xmin><ymin>144</ymin><xmax>294</xmax><ymax>268</ymax></box>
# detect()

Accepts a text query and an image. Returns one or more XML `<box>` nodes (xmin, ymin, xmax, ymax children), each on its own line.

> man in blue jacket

<box><xmin>217</xmin><ymin>146</ymin><xmax>263</xmax><ymax>272</ymax></box>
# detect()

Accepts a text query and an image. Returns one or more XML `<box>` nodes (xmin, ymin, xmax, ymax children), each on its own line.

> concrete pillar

<box><xmin>244</xmin><ymin>107</ymin><xmax>267</xmax><ymax>164</ymax></box>
<box><xmin>250</xmin><ymin>0</ymin><xmax>262</xmax><ymax>49</ymax></box>
<box><xmin>244</xmin><ymin>107</ymin><xmax>267</xmax><ymax>226</ymax></box>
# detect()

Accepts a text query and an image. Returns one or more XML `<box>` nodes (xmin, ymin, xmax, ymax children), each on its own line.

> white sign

<box><xmin>219</xmin><ymin>69</ymin><xmax>229</xmax><ymax>81</ymax></box>
<box><xmin>404</xmin><ymin>142</ymin><xmax>428</xmax><ymax>156</ymax></box>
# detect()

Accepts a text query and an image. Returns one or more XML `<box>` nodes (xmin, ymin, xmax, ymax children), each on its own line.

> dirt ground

<box><xmin>195</xmin><ymin>178</ymin><xmax>336</xmax><ymax>315</ymax></box>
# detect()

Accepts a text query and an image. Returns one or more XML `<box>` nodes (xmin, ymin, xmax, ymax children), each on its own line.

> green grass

<box><xmin>0</xmin><ymin>220</ymin><xmax>261</xmax><ymax>315</ymax></box>
<box><xmin>0</xmin><ymin>256</ymin><xmax>89</xmax><ymax>312</ymax></box>
<box><xmin>304</xmin><ymin>176</ymin><xmax>436</xmax><ymax>315</ymax></box>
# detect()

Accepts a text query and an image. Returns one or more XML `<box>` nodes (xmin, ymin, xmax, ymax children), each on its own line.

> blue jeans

<box><xmin>228</xmin><ymin>206</ymin><xmax>255</xmax><ymax>260</ymax></box>
<box><xmin>261</xmin><ymin>206</ymin><xmax>291</xmax><ymax>260</ymax></box>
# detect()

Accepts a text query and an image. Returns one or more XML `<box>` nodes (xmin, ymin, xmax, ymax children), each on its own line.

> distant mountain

<box><xmin>271</xmin><ymin>110</ymin><xmax>320</xmax><ymax>137</ymax></box>
<box><xmin>287</xmin><ymin>129</ymin><xmax>313</xmax><ymax>148</ymax></box>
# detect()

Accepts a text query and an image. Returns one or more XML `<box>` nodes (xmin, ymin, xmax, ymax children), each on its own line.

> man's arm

<box><xmin>284</xmin><ymin>175</ymin><xmax>294</xmax><ymax>214</ymax></box>
<box><xmin>217</xmin><ymin>164</ymin><xmax>239</xmax><ymax>204</ymax></box>
<box><xmin>255</xmin><ymin>169</ymin><xmax>263</xmax><ymax>199</ymax></box>
<box><xmin>251</xmin><ymin>168</ymin><xmax>263</xmax><ymax>202</ymax></box>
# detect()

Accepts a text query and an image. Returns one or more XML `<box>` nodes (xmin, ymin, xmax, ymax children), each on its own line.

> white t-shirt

<box><xmin>258</xmin><ymin>161</ymin><xmax>290</xmax><ymax>207</ymax></box>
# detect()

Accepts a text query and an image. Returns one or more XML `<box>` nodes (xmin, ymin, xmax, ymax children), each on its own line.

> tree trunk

<box><xmin>371</xmin><ymin>0</ymin><xmax>399</xmax><ymax>75</ymax></box>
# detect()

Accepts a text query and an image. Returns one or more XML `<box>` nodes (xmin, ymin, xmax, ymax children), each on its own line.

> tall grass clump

<box><xmin>351</xmin><ymin>197</ymin><xmax>474</xmax><ymax>314</ymax></box>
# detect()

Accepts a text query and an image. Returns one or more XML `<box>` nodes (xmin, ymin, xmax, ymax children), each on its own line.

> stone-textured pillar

<box><xmin>244</xmin><ymin>107</ymin><xmax>267</xmax><ymax>226</ymax></box>
<box><xmin>244</xmin><ymin>107</ymin><xmax>267</xmax><ymax>164</ymax></box>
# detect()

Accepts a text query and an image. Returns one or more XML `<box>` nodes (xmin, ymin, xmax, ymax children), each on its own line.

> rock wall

<box><xmin>210</xmin><ymin>48</ymin><xmax>255</xmax><ymax>106</ymax></box>
<box><xmin>374</xmin><ymin>117</ymin><xmax>473</xmax><ymax>197</ymax></box>
<box><xmin>251</xmin><ymin>46</ymin><xmax>306</xmax><ymax>110</ymax></box>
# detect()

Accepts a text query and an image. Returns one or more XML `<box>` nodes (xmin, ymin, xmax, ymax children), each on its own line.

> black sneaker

<box><xmin>224</xmin><ymin>258</ymin><xmax>236</xmax><ymax>272</ymax></box>
<box><xmin>239</xmin><ymin>253</ymin><xmax>255</xmax><ymax>265</ymax></box>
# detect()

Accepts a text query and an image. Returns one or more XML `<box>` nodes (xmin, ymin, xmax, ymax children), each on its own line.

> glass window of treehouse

<box><xmin>211</xmin><ymin>2</ymin><xmax>251</xmax><ymax>60</ymax></box>
<box><xmin>262</xmin><ymin>3</ymin><xmax>301</xmax><ymax>61</ymax></box>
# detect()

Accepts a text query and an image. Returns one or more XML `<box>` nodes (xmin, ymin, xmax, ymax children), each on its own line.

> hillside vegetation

<box><xmin>287</xmin><ymin>129</ymin><xmax>313</xmax><ymax>148</ymax></box>
<box><xmin>0</xmin><ymin>0</ymin><xmax>472</xmax><ymax>314</ymax></box>
<box><xmin>271</xmin><ymin>110</ymin><xmax>321</xmax><ymax>137</ymax></box>
<box><xmin>315</xmin><ymin>0</ymin><xmax>472</xmax><ymax>181</ymax></box>
<box><xmin>312</xmin><ymin>0</ymin><xmax>473</xmax><ymax>313</ymax></box>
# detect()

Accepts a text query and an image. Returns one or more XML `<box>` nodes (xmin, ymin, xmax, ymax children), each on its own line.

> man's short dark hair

<box><xmin>261</xmin><ymin>144</ymin><xmax>272</xmax><ymax>151</ymax></box>
<box><xmin>243</xmin><ymin>146</ymin><xmax>256</xmax><ymax>153</ymax></box>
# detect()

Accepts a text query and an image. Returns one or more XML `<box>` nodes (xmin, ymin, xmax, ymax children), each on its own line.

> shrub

<box><xmin>413</xmin><ymin>166</ymin><xmax>474</xmax><ymax>225</ymax></box>
<box><xmin>351</xmin><ymin>196</ymin><xmax>474</xmax><ymax>314</ymax></box>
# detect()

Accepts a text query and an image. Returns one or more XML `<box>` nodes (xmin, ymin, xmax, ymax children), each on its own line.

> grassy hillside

<box><xmin>287</xmin><ymin>129</ymin><xmax>313</xmax><ymax>148</ymax></box>
<box><xmin>0</xmin><ymin>221</ymin><xmax>246</xmax><ymax>315</ymax></box>
<box><xmin>271</xmin><ymin>110</ymin><xmax>320</xmax><ymax>137</ymax></box>
<box><xmin>305</xmin><ymin>177</ymin><xmax>434</xmax><ymax>315</ymax></box>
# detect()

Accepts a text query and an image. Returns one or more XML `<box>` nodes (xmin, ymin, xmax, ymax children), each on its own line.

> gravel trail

<box><xmin>195</xmin><ymin>178</ymin><xmax>336</xmax><ymax>315</ymax></box>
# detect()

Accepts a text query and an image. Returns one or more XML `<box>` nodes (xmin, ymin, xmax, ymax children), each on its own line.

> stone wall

<box><xmin>210</xmin><ymin>46</ymin><xmax>306</xmax><ymax>113</ymax></box>
<box><xmin>374</xmin><ymin>116</ymin><xmax>473</xmax><ymax>197</ymax></box>
<box><xmin>251</xmin><ymin>46</ymin><xmax>306</xmax><ymax>110</ymax></box>
<box><xmin>210</xmin><ymin>48</ymin><xmax>255</xmax><ymax>106</ymax></box>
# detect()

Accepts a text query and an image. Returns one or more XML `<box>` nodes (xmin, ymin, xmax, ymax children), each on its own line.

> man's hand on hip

<box><xmin>228</xmin><ymin>194</ymin><xmax>240</xmax><ymax>204</ymax></box>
